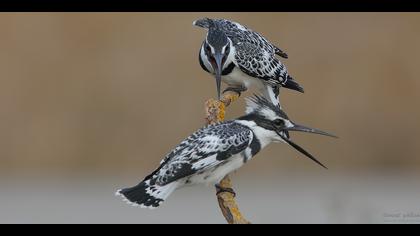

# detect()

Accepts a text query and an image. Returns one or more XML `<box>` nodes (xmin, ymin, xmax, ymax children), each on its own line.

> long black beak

<box><xmin>283</xmin><ymin>138</ymin><xmax>328</xmax><ymax>169</ymax></box>
<box><xmin>276</xmin><ymin>124</ymin><xmax>337</xmax><ymax>169</ymax></box>
<box><xmin>285</xmin><ymin>123</ymin><xmax>338</xmax><ymax>138</ymax></box>
<box><xmin>213</xmin><ymin>53</ymin><xmax>223</xmax><ymax>100</ymax></box>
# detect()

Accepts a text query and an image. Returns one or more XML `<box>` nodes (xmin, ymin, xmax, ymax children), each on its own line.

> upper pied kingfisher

<box><xmin>194</xmin><ymin>17</ymin><xmax>304</xmax><ymax>108</ymax></box>
<box><xmin>116</xmin><ymin>95</ymin><xmax>336</xmax><ymax>209</ymax></box>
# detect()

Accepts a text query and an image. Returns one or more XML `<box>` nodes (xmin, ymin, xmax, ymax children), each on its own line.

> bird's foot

<box><xmin>215</xmin><ymin>184</ymin><xmax>236</xmax><ymax>197</ymax></box>
<box><xmin>223</xmin><ymin>86</ymin><xmax>247</xmax><ymax>97</ymax></box>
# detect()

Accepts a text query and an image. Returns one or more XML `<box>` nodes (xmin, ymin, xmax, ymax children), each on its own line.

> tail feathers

<box><xmin>282</xmin><ymin>75</ymin><xmax>304</xmax><ymax>93</ymax></box>
<box><xmin>115</xmin><ymin>180</ymin><xmax>178</xmax><ymax>209</ymax></box>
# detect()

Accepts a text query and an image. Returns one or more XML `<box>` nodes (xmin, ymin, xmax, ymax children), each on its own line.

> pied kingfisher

<box><xmin>116</xmin><ymin>95</ymin><xmax>336</xmax><ymax>209</ymax></box>
<box><xmin>194</xmin><ymin>17</ymin><xmax>304</xmax><ymax>107</ymax></box>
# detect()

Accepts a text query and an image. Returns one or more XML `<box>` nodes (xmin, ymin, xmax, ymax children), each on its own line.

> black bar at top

<box><xmin>0</xmin><ymin>0</ymin><xmax>417</xmax><ymax>12</ymax></box>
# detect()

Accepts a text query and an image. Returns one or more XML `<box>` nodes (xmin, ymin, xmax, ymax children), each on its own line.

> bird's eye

<box><xmin>273</xmin><ymin>119</ymin><xmax>285</xmax><ymax>126</ymax></box>
<box><xmin>205</xmin><ymin>44</ymin><xmax>211</xmax><ymax>52</ymax></box>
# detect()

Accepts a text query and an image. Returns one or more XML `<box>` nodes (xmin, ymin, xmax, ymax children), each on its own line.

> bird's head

<box><xmin>195</xmin><ymin>18</ymin><xmax>232</xmax><ymax>100</ymax></box>
<box><xmin>241</xmin><ymin>95</ymin><xmax>337</xmax><ymax>169</ymax></box>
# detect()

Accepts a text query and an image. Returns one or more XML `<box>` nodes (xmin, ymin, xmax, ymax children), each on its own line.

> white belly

<box><xmin>222</xmin><ymin>67</ymin><xmax>280</xmax><ymax>106</ymax></box>
<box><xmin>222</xmin><ymin>67</ymin><xmax>266</xmax><ymax>92</ymax></box>
<box><xmin>185</xmin><ymin>154</ymin><xmax>246</xmax><ymax>186</ymax></box>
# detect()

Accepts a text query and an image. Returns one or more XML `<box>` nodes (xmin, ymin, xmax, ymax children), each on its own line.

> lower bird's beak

<box><xmin>276</xmin><ymin>123</ymin><xmax>337</xmax><ymax>169</ymax></box>
<box><xmin>213</xmin><ymin>53</ymin><xmax>223</xmax><ymax>100</ymax></box>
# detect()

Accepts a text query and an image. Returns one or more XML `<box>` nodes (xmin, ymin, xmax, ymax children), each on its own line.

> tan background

<box><xmin>0</xmin><ymin>13</ymin><xmax>419</xmax><ymax>223</ymax></box>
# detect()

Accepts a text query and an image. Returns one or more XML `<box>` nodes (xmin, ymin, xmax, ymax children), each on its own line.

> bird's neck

<box><xmin>235</xmin><ymin>119</ymin><xmax>277</xmax><ymax>149</ymax></box>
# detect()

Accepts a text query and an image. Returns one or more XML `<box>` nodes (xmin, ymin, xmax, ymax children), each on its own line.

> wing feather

<box><xmin>208</xmin><ymin>19</ymin><xmax>290</xmax><ymax>85</ymax></box>
<box><xmin>149</xmin><ymin>121</ymin><xmax>253</xmax><ymax>185</ymax></box>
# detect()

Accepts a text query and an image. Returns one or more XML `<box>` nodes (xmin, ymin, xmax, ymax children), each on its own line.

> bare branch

<box><xmin>204</xmin><ymin>91</ymin><xmax>251</xmax><ymax>224</ymax></box>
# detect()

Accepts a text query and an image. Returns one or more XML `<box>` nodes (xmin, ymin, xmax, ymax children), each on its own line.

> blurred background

<box><xmin>0</xmin><ymin>13</ymin><xmax>420</xmax><ymax>223</ymax></box>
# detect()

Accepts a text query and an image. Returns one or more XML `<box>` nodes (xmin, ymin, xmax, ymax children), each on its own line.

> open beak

<box><xmin>212</xmin><ymin>53</ymin><xmax>223</xmax><ymax>100</ymax></box>
<box><xmin>276</xmin><ymin>123</ymin><xmax>337</xmax><ymax>169</ymax></box>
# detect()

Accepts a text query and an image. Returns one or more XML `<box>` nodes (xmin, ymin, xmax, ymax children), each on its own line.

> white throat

<box><xmin>235</xmin><ymin>120</ymin><xmax>280</xmax><ymax>148</ymax></box>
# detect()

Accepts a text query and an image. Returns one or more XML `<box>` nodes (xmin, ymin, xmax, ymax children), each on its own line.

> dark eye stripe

<box><xmin>274</xmin><ymin>119</ymin><xmax>285</xmax><ymax>126</ymax></box>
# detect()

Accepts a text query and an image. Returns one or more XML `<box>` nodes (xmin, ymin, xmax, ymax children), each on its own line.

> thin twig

<box><xmin>204</xmin><ymin>91</ymin><xmax>251</xmax><ymax>224</ymax></box>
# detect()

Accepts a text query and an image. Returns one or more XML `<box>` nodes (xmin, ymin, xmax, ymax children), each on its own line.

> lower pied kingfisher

<box><xmin>194</xmin><ymin>17</ymin><xmax>304</xmax><ymax>108</ymax></box>
<box><xmin>116</xmin><ymin>95</ymin><xmax>336</xmax><ymax>209</ymax></box>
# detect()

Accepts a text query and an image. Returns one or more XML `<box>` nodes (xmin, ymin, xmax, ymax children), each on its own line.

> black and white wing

<box><xmin>149</xmin><ymin>122</ymin><xmax>253</xmax><ymax>185</ymax></box>
<box><xmin>146</xmin><ymin>121</ymin><xmax>254</xmax><ymax>186</ymax></box>
<box><xmin>234</xmin><ymin>41</ymin><xmax>289</xmax><ymax>86</ymax></box>
<box><xmin>194</xmin><ymin>18</ymin><xmax>290</xmax><ymax>86</ymax></box>
<box><xmin>215</xmin><ymin>19</ymin><xmax>288</xmax><ymax>58</ymax></box>
<box><xmin>194</xmin><ymin>18</ymin><xmax>288</xmax><ymax>58</ymax></box>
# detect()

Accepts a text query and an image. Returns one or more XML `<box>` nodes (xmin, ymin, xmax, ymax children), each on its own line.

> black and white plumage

<box><xmin>116</xmin><ymin>95</ymin><xmax>336</xmax><ymax>209</ymax></box>
<box><xmin>194</xmin><ymin>18</ymin><xmax>304</xmax><ymax>107</ymax></box>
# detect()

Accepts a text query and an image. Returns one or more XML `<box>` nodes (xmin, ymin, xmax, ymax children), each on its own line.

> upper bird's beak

<box><xmin>285</xmin><ymin>123</ymin><xmax>338</xmax><ymax>138</ymax></box>
<box><xmin>212</xmin><ymin>53</ymin><xmax>223</xmax><ymax>100</ymax></box>
<box><xmin>276</xmin><ymin>123</ymin><xmax>337</xmax><ymax>169</ymax></box>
